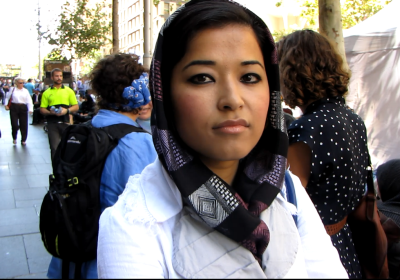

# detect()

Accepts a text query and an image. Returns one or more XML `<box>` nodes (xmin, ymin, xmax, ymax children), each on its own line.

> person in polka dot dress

<box><xmin>278</xmin><ymin>30</ymin><xmax>369</xmax><ymax>279</ymax></box>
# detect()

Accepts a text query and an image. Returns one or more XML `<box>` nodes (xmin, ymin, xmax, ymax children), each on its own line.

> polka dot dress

<box><xmin>288</xmin><ymin>96</ymin><xmax>369</xmax><ymax>279</ymax></box>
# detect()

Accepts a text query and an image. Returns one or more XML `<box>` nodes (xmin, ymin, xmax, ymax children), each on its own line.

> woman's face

<box><xmin>139</xmin><ymin>101</ymin><xmax>153</xmax><ymax>120</ymax></box>
<box><xmin>16</xmin><ymin>80</ymin><xmax>24</xmax><ymax>89</ymax></box>
<box><xmin>171</xmin><ymin>24</ymin><xmax>269</xmax><ymax>166</ymax></box>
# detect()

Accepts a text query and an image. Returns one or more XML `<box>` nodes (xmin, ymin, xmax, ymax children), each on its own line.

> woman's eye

<box><xmin>189</xmin><ymin>74</ymin><xmax>214</xmax><ymax>84</ymax></box>
<box><xmin>241</xmin><ymin>74</ymin><xmax>261</xmax><ymax>84</ymax></box>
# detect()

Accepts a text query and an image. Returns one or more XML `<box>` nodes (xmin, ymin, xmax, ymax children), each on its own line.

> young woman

<box><xmin>278</xmin><ymin>30</ymin><xmax>369</xmax><ymax>278</ymax></box>
<box><xmin>97</xmin><ymin>1</ymin><xmax>347</xmax><ymax>278</ymax></box>
<box><xmin>47</xmin><ymin>53</ymin><xmax>157</xmax><ymax>279</ymax></box>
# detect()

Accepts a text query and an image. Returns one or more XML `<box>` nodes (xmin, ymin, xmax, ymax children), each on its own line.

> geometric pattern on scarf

<box><xmin>189</xmin><ymin>176</ymin><xmax>240</xmax><ymax>227</ymax></box>
<box><xmin>149</xmin><ymin>0</ymin><xmax>289</xmax><ymax>266</ymax></box>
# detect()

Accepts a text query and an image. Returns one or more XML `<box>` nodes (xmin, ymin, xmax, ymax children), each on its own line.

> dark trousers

<box><xmin>10</xmin><ymin>104</ymin><xmax>28</xmax><ymax>142</ymax></box>
<box><xmin>47</xmin><ymin>122</ymin><xmax>69</xmax><ymax>160</ymax></box>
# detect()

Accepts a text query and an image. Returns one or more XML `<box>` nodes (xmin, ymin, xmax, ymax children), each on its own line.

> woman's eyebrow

<box><xmin>182</xmin><ymin>60</ymin><xmax>215</xmax><ymax>71</ymax></box>
<box><xmin>241</xmin><ymin>60</ymin><xmax>264</xmax><ymax>69</ymax></box>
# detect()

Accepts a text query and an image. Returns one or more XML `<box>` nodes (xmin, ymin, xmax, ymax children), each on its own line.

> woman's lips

<box><xmin>213</xmin><ymin>119</ymin><xmax>249</xmax><ymax>134</ymax></box>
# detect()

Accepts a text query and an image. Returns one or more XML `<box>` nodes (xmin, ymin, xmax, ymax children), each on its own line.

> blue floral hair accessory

<box><xmin>121</xmin><ymin>74</ymin><xmax>151</xmax><ymax>110</ymax></box>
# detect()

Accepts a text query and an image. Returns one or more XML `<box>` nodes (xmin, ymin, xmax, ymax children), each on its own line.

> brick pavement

<box><xmin>0</xmin><ymin>105</ymin><xmax>51</xmax><ymax>279</ymax></box>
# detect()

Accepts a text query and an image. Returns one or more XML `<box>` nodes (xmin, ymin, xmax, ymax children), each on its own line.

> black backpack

<box><xmin>39</xmin><ymin>121</ymin><xmax>147</xmax><ymax>277</ymax></box>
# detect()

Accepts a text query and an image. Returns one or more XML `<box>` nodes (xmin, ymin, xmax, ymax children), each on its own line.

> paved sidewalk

<box><xmin>0</xmin><ymin>105</ymin><xmax>51</xmax><ymax>279</ymax></box>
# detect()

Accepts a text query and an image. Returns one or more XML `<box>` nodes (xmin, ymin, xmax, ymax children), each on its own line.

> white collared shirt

<box><xmin>5</xmin><ymin>87</ymin><xmax>33</xmax><ymax>112</ymax></box>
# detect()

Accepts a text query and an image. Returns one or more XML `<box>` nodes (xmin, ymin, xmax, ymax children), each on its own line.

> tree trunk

<box><xmin>112</xmin><ymin>0</ymin><xmax>119</xmax><ymax>54</ymax></box>
<box><xmin>319</xmin><ymin>0</ymin><xmax>349</xmax><ymax>71</ymax></box>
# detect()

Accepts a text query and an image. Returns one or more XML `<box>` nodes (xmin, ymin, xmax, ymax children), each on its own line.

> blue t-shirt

<box><xmin>24</xmin><ymin>83</ymin><xmax>35</xmax><ymax>96</ymax></box>
<box><xmin>47</xmin><ymin>110</ymin><xmax>157</xmax><ymax>279</ymax></box>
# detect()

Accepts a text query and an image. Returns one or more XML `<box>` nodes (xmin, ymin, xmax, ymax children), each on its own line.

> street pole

<box><xmin>37</xmin><ymin>0</ymin><xmax>43</xmax><ymax>81</ymax></box>
<box><xmin>143</xmin><ymin>0</ymin><xmax>152</xmax><ymax>69</ymax></box>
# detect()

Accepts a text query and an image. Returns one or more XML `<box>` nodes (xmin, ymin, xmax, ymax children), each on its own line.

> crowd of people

<box><xmin>1</xmin><ymin>0</ymin><xmax>399</xmax><ymax>279</ymax></box>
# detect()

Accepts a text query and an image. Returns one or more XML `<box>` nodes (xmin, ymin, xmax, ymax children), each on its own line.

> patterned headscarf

<box><xmin>149</xmin><ymin>0</ymin><xmax>288</xmax><ymax>265</ymax></box>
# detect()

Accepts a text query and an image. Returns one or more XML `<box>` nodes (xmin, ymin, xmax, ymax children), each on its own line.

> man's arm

<box><xmin>68</xmin><ymin>104</ymin><xmax>79</xmax><ymax>114</ymax></box>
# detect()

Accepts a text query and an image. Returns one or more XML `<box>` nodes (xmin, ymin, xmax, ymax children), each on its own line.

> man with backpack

<box><xmin>41</xmin><ymin>53</ymin><xmax>157</xmax><ymax>279</ymax></box>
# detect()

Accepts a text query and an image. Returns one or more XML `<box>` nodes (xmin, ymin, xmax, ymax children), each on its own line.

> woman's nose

<box><xmin>217</xmin><ymin>79</ymin><xmax>244</xmax><ymax>111</ymax></box>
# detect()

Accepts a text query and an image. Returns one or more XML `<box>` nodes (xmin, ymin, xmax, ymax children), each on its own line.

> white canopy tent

<box><xmin>343</xmin><ymin>0</ymin><xmax>400</xmax><ymax>168</ymax></box>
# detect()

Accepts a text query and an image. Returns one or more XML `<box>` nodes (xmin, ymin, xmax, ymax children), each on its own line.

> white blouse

<box><xmin>5</xmin><ymin>87</ymin><xmax>33</xmax><ymax>112</ymax></box>
<box><xmin>97</xmin><ymin>159</ymin><xmax>348</xmax><ymax>279</ymax></box>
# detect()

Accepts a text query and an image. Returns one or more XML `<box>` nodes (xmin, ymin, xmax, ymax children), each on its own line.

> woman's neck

<box><xmin>199</xmin><ymin>157</ymin><xmax>239</xmax><ymax>186</ymax></box>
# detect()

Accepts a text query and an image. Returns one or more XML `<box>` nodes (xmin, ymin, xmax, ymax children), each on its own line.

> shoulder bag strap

<box><xmin>284</xmin><ymin>170</ymin><xmax>298</xmax><ymax>226</ymax></box>
<box><xmin>365</xmin><ymin>151</ymin><xmax>376</xmax><ymax>222</ymax></box>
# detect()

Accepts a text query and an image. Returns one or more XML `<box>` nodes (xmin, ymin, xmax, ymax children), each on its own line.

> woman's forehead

<box><xmin>181</xmin><ymin>25</ymin><xmax>265</xmax><ymax>66</ymax></box>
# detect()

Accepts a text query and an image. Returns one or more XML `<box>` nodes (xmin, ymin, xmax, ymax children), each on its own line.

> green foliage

<box><xmin>272</xmin><ymin>28</ymin><xmax>299</xmax><ymax>41</ymax></box>
<box><xmin>341</xmin><ymin>0</ymin><xmax>392</xmax><ymax>29</ymax></box>
<box><xmin>275</xmin><ymin>0</ymin><xmax>392</xmax><ymax>30</ymax></box>
<box><xmin>80</xmin><ymin>50</ymin><xmax>104</xmax><ymax>75</ymax></box>
<box><xmin>276</xmin><ymin>0</ymin><xmax>392</xmax><ymax>30</ymax></box>
<box><xmin>45</xmin><ymin>0</ymin><xmax>111</xmax><ymax>61</ymax></box>
<box><xmin>300</xmin><ymin>0</ymin><xmax>319</xmax><ymax>28</ymax></box>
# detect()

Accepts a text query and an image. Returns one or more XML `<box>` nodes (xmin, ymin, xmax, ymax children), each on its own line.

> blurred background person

<box><xmin>31</xmin><ymin>89</ymin><xmax>43</xmax><ymax>125</ymax></box>
<box><xmin>24</xmin><ymin>78</ymin><xmax>35</xmax><ymax>97</ymax></box>
<box><xmin>377</xmin><ymin>159</ymin><xmax>400</xmax><ymax>279</ymax></box>
<box><xmin>136</xmin><ymin>100</ymin><xmax>152</xmax><ymax>133</ymax></box>
<box><xmin>73</xmin><ymin>91</ymin><xmax>96</xmax><ymax>124</ymax></box>
<box><xmin>278</xmin><ymin>29</ymin><xmax>369</xmax><ymax>278</ymax></box>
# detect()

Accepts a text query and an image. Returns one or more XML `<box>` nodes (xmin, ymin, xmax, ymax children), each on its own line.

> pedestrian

<box><xmin>40</xmin><ymin>68</ymin><xmax>79</xmax><ymax>159</ymax></box>
<box><xmin>47</xmin><ymin>53</ymin><xmax>157</xmax><ymax>279</ymax></box>
<box><xmin>136</xmin><ymin>100</ymin><xmax>152</xmax><ymax>133</ymax></box>
<box><xmin>31</xmin><ymin>89</ymin><xmax>42</xmax><ymax>125</ymax></box>
<box><xmin>96</xmin><ymin>1</ymin><xmax>347</xmax><ymax>278</ymax></box>
<box><xmin>136</xmin><ymin>73</ymin><xmax>152</xmax><ymax>133</ymax></box>
<box><xmin>24</xmin><ymin>78</ymin><xmax>35</xmax><ymax>96</ymax></box>
<box><xmin>4</xmin><ymin>77</ymin><xmax>33</xmax><ymax>145</ymax></box>
<box><xmin>278</xmin><ymin>29</ymin><xmax>369</xmax><ymax>278</ymax></box>
<box><xmin>0</xmin><ymin>78</ymin><xmax>5</xmax><ymax>105</ymax></box>
<box><xmin>77</xmin><ymin>77</ymin><xmax>84</xmax><ymax>96</ymax></box>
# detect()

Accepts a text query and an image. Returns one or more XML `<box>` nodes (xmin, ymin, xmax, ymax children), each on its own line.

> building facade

<box><xmin>117</xmin><ymin>0</ymin><xmax>305</xmax><ymax>64</ymax></box>
<box><xmin>118</xmin><ymin>0</ymin><xmax>184</xmax><ymax>62</ymax></box>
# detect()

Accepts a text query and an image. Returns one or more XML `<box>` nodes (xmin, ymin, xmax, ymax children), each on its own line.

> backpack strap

<box><xmin>81</xmin><ymin>120</ymin><xmax>149</xmax><ymax>141</ymax></box>
<box><xmin>284</xmin><ymin>170</ymin><xmax>298</xmax><ymax>226</ymax></box>
<box><xmin>103</xmin><ymin>123</ymin><xmax>149</xmax><ymax>141</ymax></box>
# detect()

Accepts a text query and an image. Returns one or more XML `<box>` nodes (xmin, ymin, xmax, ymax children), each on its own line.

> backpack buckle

<box><xmin>67</xmin><ymin>177</ymin><xmax>79</xmax><ymax>187</ymax></box>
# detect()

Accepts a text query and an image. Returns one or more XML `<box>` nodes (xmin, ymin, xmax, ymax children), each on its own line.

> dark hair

<box><xmin>377</xmin><ymin>159</ymin><xmax>400</xmax><ymax>202</ymax></box>
<box><xmin>51</xmin><ymin>68</ymin><xmax>63</xmax><ymax>77</ymax></box>
<box><xmin>278</xmin><ymin>30</ymin><xmax>350</xmax><ymax>108</ymax></box>
<box><xmin>157</xmin><ymin>0</ymin><xmax>272</xmax><ymax>128</ymax></box>
<box><xmin>90</xmin><ymin>53</ymin><xmax>145</xmax><ymax>113</ymax></box>
<box><xmin>28</xmin><ymin>78</ymin><xmax>32</xmax><ymax>82</ymax></box>
<box><xmin>85</xmin><ymin>92</ymin><xmax>95</xmax><ymax>108</ymax></box>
